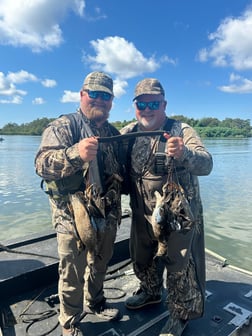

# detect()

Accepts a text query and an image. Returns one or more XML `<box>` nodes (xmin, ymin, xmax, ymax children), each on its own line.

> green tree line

<box><xmin>0</xmin><ymin>116</ymin><xmax>251</xmax><ymax>138</ymax></box>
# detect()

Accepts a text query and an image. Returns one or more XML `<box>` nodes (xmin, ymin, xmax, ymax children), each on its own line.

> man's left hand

<box><xmin>164</xmin><ymin>133</ymin><xmax>184</xmax><ymax>159</ymax></box>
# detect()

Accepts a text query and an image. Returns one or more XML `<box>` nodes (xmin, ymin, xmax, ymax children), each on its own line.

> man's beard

<box><xmin>138</xmin><ymin>116</ymin><xmax>157</xmax><ymax>130</ymax></box>
<box><xmin>85</xmin><ymin>106</ymin><xmax>109</xmax><ymax>123</ymax></box>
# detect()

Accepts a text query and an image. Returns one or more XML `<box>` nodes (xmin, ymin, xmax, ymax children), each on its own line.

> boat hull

<box><xmin>0</xmin><ymin>217</ymin><xmax>251</xmax><ymax>336</ymax></box>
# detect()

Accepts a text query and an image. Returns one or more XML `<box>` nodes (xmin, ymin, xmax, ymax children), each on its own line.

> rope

<box><xmin>103</xmin><ymin>287</ymin><xmax>126</xmax><ymax>299</ymax></box>
<box><xmin>18</xmin><ymin>288</ymin><xmax>59</xmax><ymax>336</ymax></box>
<box><xmin>15</xmin><ymin>258</ymin><xmax>134</xmax><ymax>335</ymax></box>
<box><xmin>22</xmin><ymin>310</ymin><xmax>59</xmax><ymax>336</ymax></box>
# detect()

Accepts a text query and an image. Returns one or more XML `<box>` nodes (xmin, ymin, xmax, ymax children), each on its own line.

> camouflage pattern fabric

<box><xmin>133</xmin><ymin>256</ymin><xmax>165</xmax><ymax>296</ymax></box>
<box><xmin>35</xmin><ymin>109</ymin><xmax>122</xmax><ymax>236</ymax></box>
<box><xmin>166</xmin><ymin>256</ymin><xmax>204</xmax><ymax>320</ymax></box>
<box><xmin>121</xmin><ymin>117</ymin><xmax>213</xmax><ymax>319</ymax></box>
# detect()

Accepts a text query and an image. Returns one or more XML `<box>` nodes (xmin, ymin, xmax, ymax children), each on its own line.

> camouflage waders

<box><xmin>122</xmin><ymin>118</ymin><xmax>213</xmax><ymax>319</ymax></box>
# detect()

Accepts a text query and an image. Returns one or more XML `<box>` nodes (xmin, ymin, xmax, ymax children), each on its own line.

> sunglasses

<box><xmin>85</xmin><ymin>90</ymin><xmax>112</xmax><ymax>101</ymax></box>
<box><xmin>135</xmin><ymin>101</ymin><xmax>162</xmax><ymax>111</ymax></box>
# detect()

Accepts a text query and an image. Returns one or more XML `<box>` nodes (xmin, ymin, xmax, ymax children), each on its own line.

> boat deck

<box><xmin>0</xmin><ymin>225</ymin><xmax>252</xmax><ymax>336</ymax></box>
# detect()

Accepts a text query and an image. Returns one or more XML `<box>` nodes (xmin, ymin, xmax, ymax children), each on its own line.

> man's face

<box><xmin>135</xmin><ymin>94</ymin><xmax>167</xmax><ymax>131</ymax></box>
<box><xmin>80</xmin><ymin>90</ymin><xmax>113</xmax><ymax>125</ymax></box>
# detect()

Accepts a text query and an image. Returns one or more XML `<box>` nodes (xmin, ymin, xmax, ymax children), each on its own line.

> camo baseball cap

<box><xmin>133</xmin><ymin>78</ymin><xmax>165</xmax><ymax>101</ymax></box>
<box><xmin>82</xmin><ymin>71</ymin><xmax>114</xmax><ymax>95</ymax></box>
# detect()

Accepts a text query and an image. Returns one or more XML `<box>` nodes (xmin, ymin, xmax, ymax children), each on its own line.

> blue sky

<box><xmin>0</xmin><ymin>0</ymin><xmax>252</xmax><ymax>128</ymax></box>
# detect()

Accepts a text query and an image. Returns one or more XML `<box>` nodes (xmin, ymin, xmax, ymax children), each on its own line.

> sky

<box><xmin>0</xmin><ymin>0</ymin><xmax>252</xmax><ymax>128</ymax></box>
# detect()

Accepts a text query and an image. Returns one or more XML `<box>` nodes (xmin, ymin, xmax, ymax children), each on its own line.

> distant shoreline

<box><xmin>0</xmin><ymin>115</ymin><xmax>251</xmax><ymax>138</ymax></box>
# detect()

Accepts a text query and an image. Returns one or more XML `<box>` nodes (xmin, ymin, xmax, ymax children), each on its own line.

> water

<box><xmin>199</xmin><ymin>138</ymin><xmax>252</xmax><ymax>272</ymax></box>
<box><xmin>0</xmin><ymin>136</ymin><xmax>251</xmax><ymax>272</ymax></box>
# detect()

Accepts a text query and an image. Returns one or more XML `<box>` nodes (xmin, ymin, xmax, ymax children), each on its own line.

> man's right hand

<box><xmin>78</xmin><ymin>137</ymin><xmax>98</xmax><ymax>162</ymax></box>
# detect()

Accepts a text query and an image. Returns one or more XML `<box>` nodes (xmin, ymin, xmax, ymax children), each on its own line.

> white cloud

<box><xmin>41</xmin><ymin>79</ymin><xmax>57</xmax><ymax>87</ymax></box>
<box><xmin>0</xmin><ymin>95</ymin><xmax>23</xmax><ymax>104</ymax></box>
<box><xmin>85</xmin><ymin>6</ymin><xmax>107</xmax><ymax>22</ymax></box>
<box><xmin>230</xmin><ymin>73</ymin><xmax>241</xmax><ymax>82</ymax></box>
<box><xmin>218</xmin><ymin>73</ymin><xmax>252</xmax><ymax>93</ymax></box>
<box><xmin>198</xmin><ymin>7</ymin><xmax>252</xmax><ymax>70</ymax></box>
<box><xmin>32</xmin><ymin>97</ymin><xmax>45</xmax><ymax>105</ymax></box>
<box><xmin>0</xmin><ymin>0</ymin><xmax>85</xmax><ymax>52</ymax></box>
<box><xmin>0</xmin><ymin>71</ymin><xmax>27</xmax><ymax>97</ymax></box>
<box><xmin>113</xmin><ymin>78</ymin><xmax>128</xmax><ymax>98</ymax></box>
<box><xmin>7</xmin><ymin>70</ymin><xmax>38</xmax><ymax>84</ymax></box>
<box><xmin>61</xmin><ymin>90</ymin><xmax>79</xmax><ymax>103</ymax></box>
<box><xmin>160</xmin><ymin>55</ymin><xmax>178</xmax><ymax>66</ymax></box>
<box><xmin>84</xmin><ymin>36</ymin><xmax>172</xmax><ymax>79</ymax></box>
<box><xmin>82</xmin><ymin>36</ymin><xmax>175</xmax><ymax>97</ymax></box>
<box><xmin>0</xmin><ymin>70</ymin><xmax>57</xmax><ymax>104</ymax></box>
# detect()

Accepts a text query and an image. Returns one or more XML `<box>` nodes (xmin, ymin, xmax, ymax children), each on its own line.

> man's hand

<box><xmin>164</xmin><ymin>133</ymin><xmax>184</xmax><ymax>159</ymax></box>
<box><xmin>78</xmin><ymin>137</ymin><xmax>98</xmax><ymax>162</ymax></box>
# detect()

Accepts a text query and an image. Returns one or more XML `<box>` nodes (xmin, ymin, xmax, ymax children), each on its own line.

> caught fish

<box><xmin>69</xmin><ymin>191</ymin><xmax>98</xmax><ymax>264</ymax></box>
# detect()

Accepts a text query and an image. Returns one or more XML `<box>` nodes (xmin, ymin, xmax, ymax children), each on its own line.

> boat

<box><xmin>0</xmin><ymin>214</ymin><xmax>251</xmax><ymax>336</ymax></box>
<box><xmin>0</xmin><ymin>137</ymin><xmax>4</xmax><ymax>142</ymax></box>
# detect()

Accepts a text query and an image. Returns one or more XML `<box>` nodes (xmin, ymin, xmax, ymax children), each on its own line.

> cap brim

<box><xmin>84</xmin><ymin>84</ymin><xmax>113</xmax><ymax>95</ymax></box>
<box><xmin>133</xmin><ymin>92</ymin><xmax>162</xmax><ymax>101</ymax></box>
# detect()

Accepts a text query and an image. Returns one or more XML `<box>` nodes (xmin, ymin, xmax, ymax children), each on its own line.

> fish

<box><xmin>69</xmin><ymin>191</ymin><xmax>98</xmax><ymax>265</ymax></box>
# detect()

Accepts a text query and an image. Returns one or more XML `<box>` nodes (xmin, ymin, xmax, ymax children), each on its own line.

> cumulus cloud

<box><xmin>0</xmin><ymin>0</ymin><xmax>85</xmax><ymax>52</ymax></box>
<box><xmin>113</xmin><ymin>78</ymin><xmax>128</xmax><ymax>98</ymax></box>
<box><xmin>218</xmin><ymin>73</ymin><xmax>252</xmax><ymax>93</ymax></box>
<box><xmin>61</xmin><ymin>90</ymin><xmax>80</xmax><ymax>103</ymax></box>
<box><xmin>197</xmin><ymin>7</ymin><xmax>252</xmax><ymax>70</ymax></box>
<box><xmin>84</xmin><ymin>36</ymin><xmax>174</xmax><ymax>79</ymax></box>
<box><xmin>81</xmin><ymin>36</ymin><xmax>175</xmax><ymax>97</ymax></box>
<box><xmin>41</xmin><ymin>79</ymin><xmax>57</xmax><ymax>87</ymax></box>
<box><xmin>0</xmin><ymin>95</ymin><xmax>23</xmax><ymax>104</ymax></box>
<box><xmin>0</xmin><ymin>70</ymin><xmax>57</xmax><ymax>104</ymax></box>
<box><xmin>0</xmin><ymin>71</ymin><xmax>27</xmax><ymax>97</ymax></box>
<box><xmin>7</xmin><ymin>70</ymin><xmax>38</xmax><ymax>84</ymax></box>
<box><xmin>32</xmin><ymin>97</ymin><xmax>46</xmax><ymax>105</ymax></box>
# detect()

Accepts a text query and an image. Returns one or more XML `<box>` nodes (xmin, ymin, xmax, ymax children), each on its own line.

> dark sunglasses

<box><xmin>85</xmin><ymin>90</ymin><xmax>112</xmax><ymax>101</ymax></box>
<box><xmin>135</xmin><ymin>101</ymin><xmax>161</xmax><ymax>111</ymax></box>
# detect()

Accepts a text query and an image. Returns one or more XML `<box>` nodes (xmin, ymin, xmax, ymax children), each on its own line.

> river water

<box><xmin>0</xmin><ymin>135</ymin><xmax>251</xmax><ymax>272</ymax></box>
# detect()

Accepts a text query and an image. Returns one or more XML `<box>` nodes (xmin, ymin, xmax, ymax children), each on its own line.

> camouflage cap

<box><xmin>133</xmin><ymin>78</ymin><xmax>165</xmax><ymax>101</ymax></box>
<box><xmin>82</xmin><ymin>71</ymin><xmax>114</xmax><ymax>95</ymax></box>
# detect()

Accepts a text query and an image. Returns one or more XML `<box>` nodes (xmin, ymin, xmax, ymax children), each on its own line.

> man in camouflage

<box><xmin>121</xmin><ymin>78</ymin><xmax>213</xmax><ymax>336</ymax></box>
<box><xmin>35</xmin><ymin>72</ymin><xmax>124</xmax><ymax>336</ymax></box>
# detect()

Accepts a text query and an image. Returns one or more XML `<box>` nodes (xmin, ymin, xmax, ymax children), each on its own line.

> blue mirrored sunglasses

<box><xmin>86</xmin><ymin>90</ymin><xmax>112</xmax><ymax>101</ymax></box>
<box><xmin>135</xmin><ymin>101</ymin><xmax>161</xmax><ymax>111</ymax></box>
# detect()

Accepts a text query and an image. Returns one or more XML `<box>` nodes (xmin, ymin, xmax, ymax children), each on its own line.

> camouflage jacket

<box><xmin>35</xmin><ymin>109</ymin><xmax>124</xmax><ymax>233</ymax></box>
<box><xmin>120</xmin><ymin>117</ymin><xmax>213</xmax><ymax>227</ymax></box>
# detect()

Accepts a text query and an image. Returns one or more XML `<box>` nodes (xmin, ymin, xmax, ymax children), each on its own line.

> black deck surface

<box><xmin>0</xmin><ymin>227</ymin><xmax>252</xmax><ymax>336</ymax></box>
